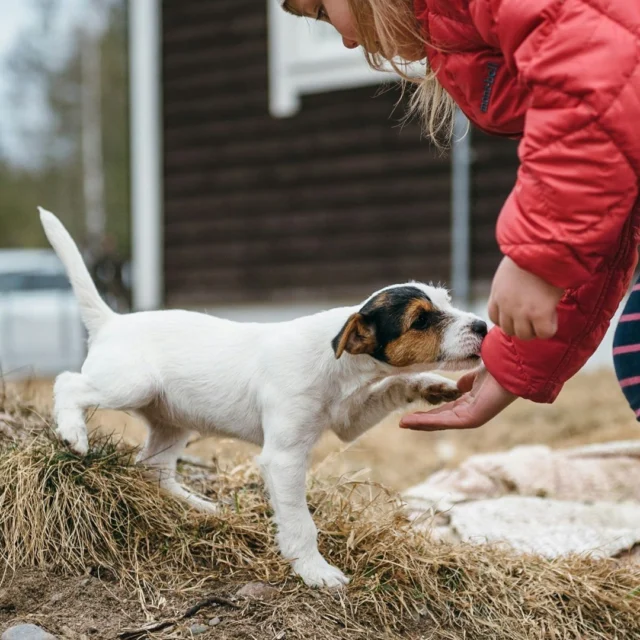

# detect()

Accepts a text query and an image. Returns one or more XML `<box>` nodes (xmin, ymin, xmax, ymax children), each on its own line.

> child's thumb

<box><xmin>457</xmin><ymin>368</ymin><xmax>482</xmax><ymax>393</ymax></box>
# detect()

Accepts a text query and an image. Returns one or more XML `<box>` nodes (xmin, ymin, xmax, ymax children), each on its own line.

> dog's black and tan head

<box><xmin>331</xmin><ymin>283</ymin><xmax>487</xmax><ymax>370</ymax></box>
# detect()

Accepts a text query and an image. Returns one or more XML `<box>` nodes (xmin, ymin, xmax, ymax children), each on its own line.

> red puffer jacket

<box><xmin>414</xmin><ymin>0</ymin><xmax>640</xmax><ymax>402</ymax></box>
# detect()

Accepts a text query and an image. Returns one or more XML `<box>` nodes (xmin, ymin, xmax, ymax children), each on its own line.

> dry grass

<box><xmin>9</xmin><ymin>368</ymin><xmax>640</xmax><ymax>491</ymax></box>
<box><xmin>0</xmin><ymin>383</ymin><xmax>639</xmax><ymax>639</ymax></box>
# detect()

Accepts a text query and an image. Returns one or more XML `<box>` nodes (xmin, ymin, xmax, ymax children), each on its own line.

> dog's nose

<box><xmin>471</xmin><ymin>320</ymin><xmax>488</xmax><ymax>337</ymax></box>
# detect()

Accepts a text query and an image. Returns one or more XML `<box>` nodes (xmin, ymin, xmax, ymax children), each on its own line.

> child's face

<box><xmin>284</xmin><ymin>1</ymin><xmax>360</xmax><ymax>51</ymax></box>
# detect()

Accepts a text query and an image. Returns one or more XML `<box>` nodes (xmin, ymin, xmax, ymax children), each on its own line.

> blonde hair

<box><xmin>282</xmin><ymin>0</ymin><xmax>456</xmax><ymax>146</ymax></box>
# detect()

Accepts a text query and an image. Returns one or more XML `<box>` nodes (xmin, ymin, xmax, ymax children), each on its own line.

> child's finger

<box><xmin>532</xmin><ymin>312</ymin><xmax>558</xmax><ymax>339</ymax></box>
<box><xmin>457</xmin><ymin>368</ymin><xmax>482</xmax><ymax>393</ymax></box>
<box><xmin>399</xmin><ymin>398</ymin><xmax>479</xmax><ymax>431</ymax></box>
<box><xmin>500</xmin><ymin>312</ymin><xmax>515</xmax><ymax>337</ymax></box>
<box><xmin>514</xmin><ymin>317</ymin><xmax>535</xmax><ymax>341</ymax></box>
<box><xmin>488</xmin><ymin>299</ymin><xmax>499</xmax><ymax>327</ymax></box>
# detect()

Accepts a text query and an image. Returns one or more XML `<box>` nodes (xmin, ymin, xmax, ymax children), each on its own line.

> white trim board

<box><xmin>129</xmin><ymin>0</ymin><xmax>163</xmax><ymax>311</ymax></box>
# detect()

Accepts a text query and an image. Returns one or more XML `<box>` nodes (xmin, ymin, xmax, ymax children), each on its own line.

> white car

<box><xmin>0</xmin><ymin>249</ymin><xmax>85</xmax><ymax>380</ymax></box>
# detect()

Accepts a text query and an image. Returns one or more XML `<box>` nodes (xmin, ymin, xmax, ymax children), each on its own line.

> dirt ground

<box><xmin>0</xmin><ymin>568</ymin><xmax>359</xmax><ymax>640</ymax></box>
<box><xmin>1</xmin><ymin>368</ymin><xmax>638</xmax><ymax>639</ymax></box>
<box><xmin>0</xmin><ymin>570</ymin><xmax>139</xmax><ymax>639</ymax></box>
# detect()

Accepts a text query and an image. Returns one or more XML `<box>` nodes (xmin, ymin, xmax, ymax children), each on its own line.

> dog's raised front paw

<box><xmin>293</xmin><ymin>553</ymin><xmax>349</xmax><ymax>589</ymax></box>
<box><xmin>420</xmin><ymin>382</ymin><xmax>461</xmax><ymax>405</ymax></box>
<box><xmin>408</xmin><ymin>376</ymin><xmax>461</xmax><ymax>405</ymax></box>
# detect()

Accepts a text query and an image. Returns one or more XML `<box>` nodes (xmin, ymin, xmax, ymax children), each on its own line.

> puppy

<box><xmin>39</xmin><ymin>207</ymin><xmax>486</xmax><ymax>588</ymax></box>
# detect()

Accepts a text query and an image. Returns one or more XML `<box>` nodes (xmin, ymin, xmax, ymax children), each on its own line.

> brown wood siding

<box><xmin>161</xmin><ymin>0</ymin><xmax>454</xmax><ymax>307</ymax></box>
<box><xmin>470</xmin><ymin>131</ymin><xmax>519</xmax><ymax>286</ymax></box>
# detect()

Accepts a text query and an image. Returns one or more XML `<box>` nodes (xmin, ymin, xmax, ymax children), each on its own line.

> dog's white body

<box><xmin>41</xmin><ymin>208</ymin><xmax>483</xmax><ymax>588</ymax></box>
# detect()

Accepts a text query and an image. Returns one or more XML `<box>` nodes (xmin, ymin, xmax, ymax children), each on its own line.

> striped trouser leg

<box><xmin>613</xmin><ymin>276</ymin><xmax>640</xmax><ymax>421</ymax></box>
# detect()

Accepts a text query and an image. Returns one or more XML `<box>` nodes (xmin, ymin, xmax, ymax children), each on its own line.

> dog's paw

<box><xmin>56</xmin><ymin>422</ymin><xmax>89</xmax><ymax>456</ymax></box>
<box><xmin>293</xmin><ymin>554</ymin><xmax>349</xmax><ymax>589</ymax></box>
<box><xmin>421</xmin><ymin>382</ymin><xmax>462</xmax><ymax>405</ymax></box>
<box><xmin>151</xmin><ymin>476</ymin><xmax>221</xmax><ymax>515</ymax></box>
<box><xmin>408</xmin><ymin>376</ymin><xmax>461</xmax><ymax>406</ymax></box>
<box><xmin>187</xmin><ymin>495</ymin><xmax>220</xmax><ymax>515</ymax></box>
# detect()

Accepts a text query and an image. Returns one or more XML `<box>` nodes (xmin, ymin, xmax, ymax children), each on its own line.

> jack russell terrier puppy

<box><xmin>39</xmin><ymin>207</ymin><xmax>487</xmax><ymax>588</ymax></box>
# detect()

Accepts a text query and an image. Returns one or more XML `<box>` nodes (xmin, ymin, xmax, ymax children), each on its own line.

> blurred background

<box><xmin>0</xmin><ymin>0</ymin><xmax>127</xmax><ymax>378</ymax></box>
<box><xmin>0</xmin><ymin>1</ymin><xmax>634</xmax><ymax>488</ymax></box>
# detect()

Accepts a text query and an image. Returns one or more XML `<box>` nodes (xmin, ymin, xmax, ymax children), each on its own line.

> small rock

<box><xmin>1</xmin><ymin>624</ymin><xmax>58</xmax><ymax>640</ymax></box>
<box><xmin>79</xmin><ymin>578</ymin><xmax>91</xmax><ymax>588</ymax></box>
<box><xmin>236</xmin><ymin>581</ymin><xmax>279</xmax><ymax>601</ymax></box>
<box><xmin>190</xmin><ymin>624</ymin><xmax>209</xmax><ymax>636</ymax></box>
<box><xmin>49</xmin><ymin>593</ymin><xmax>64</xmax><ymax>604</ymax></box>
<box><xmin>208</xmin><ymin>617</ymin><xmax>221</xmax><ymax>627</ymax></box>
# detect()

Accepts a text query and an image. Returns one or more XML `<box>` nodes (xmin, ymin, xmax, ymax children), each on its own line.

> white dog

<box><xmin>40</xmin><ymin>207</ymin><xmax>486</xmax><ymax>588</ymax></box>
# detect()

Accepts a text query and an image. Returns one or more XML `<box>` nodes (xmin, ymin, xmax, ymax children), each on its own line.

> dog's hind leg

<box><xmin>136</xmin><ymin>420</ymin><xmax>218</xmax><ymax>514</ymax></box>
<box><xmin>53</xmin><ymin>361</ymin><xmax>156</xmax><ymax>456</ymax></box>
<box><xmin>53</xmin><ymin>371</ymin><xmax>106</xmax><ymax>455</ymax></box>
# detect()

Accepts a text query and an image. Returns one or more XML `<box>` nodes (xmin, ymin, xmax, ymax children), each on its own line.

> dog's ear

<box><xmin>332</xmin><ymin>313</ymin><xmax>377</xmax><ymax>359</ymax></box>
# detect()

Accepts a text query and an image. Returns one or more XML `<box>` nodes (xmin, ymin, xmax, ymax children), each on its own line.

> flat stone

<box><xmin>208</xmin><ymin>617</ymin><xmax>221</xmax><ymax>626</ymax></box>
<box><xmin>236</xmin><ymin>581</ymin><xmax>279</xmax><ymax>601</ymax></box>
<box><xmin>2</xmin><ymin>624</ymin><xmax>57</xmax><ymax>640</ymax></box>
<box><xmin>190</xmin><ymin>624</ymin><xmax>209</xmax><ymax>636</ymax></box>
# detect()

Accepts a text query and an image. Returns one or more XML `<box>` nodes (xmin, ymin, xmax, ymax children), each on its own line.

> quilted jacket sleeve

<box><xmin>472</xmin><ymin>0</ymin><xmax>640</xmax><ymax>401</ymax></box>
<box><xmin>476</xmin><ymin>0</ymin><xmax>640</xmax><ymax>288</ymax></box>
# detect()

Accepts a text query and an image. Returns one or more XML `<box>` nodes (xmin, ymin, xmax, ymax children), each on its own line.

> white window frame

<box><xmin>268</xmin><ymin>1</ymin><xmax>421</xmax><ymax>117</ymax></box>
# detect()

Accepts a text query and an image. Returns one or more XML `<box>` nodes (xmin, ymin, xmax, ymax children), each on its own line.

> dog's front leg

<box><xmin>257</xmin><ymin>420</ymin><xmax>348</xmax><ymax>588</ymax></box>
<box><xmin>340</xmin><ymin>374</ymin><xmax>461</xmax><ymax>441</ymax></box>
<box><xmin>368</xmin><ymin>373</ymin><xmax>461</xmax><ymax>413</ymax></box>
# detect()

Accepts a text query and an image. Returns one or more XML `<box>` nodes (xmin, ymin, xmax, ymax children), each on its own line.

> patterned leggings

<box><xmin>613</xmin><ymin>275</ymin><xmax>640</xmax><ymax>420</ymax></box>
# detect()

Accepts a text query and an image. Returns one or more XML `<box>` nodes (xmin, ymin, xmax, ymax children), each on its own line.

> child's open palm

<box><xmin>400</xmin><ymin>366</ymin><xmax>515</xmax><ymax>431</ymax></box>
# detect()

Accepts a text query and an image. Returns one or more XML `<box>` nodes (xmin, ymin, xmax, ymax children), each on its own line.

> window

<box><xmin>268</xmin><ymin>2</ymin><xmax>420</xmax><ymax>117</ymax></box>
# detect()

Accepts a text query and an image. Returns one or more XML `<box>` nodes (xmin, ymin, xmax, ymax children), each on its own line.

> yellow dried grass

<box><xmin>0</xmin><ymin>388</ymin><xmax>638</xmax><ymax>639</ymax></box>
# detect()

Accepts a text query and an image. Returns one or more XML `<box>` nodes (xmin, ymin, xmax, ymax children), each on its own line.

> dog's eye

<box><xmin>411</xmin><ymin>311</ymin><xmax>434</xmax><ymax>331</ymax></box>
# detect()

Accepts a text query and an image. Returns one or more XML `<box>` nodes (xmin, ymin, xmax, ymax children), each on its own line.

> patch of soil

<box><xmin>0</xmin><ymin>569</ymin><xmax>143</xmax><ymax>639</ymax></box>
<box><xmin>0</xmin><ymin>569</ymin><xmax>404</xmax><ymax>640</ymax></box>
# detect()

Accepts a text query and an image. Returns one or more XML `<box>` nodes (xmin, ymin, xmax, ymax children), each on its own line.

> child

<box><xmin>280</xmin><ymin>0</ymin><xmax>640</xmax><ymax>429</ymax></box>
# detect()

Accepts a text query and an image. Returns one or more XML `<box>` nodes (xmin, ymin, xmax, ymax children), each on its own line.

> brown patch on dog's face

<box><xmin>384</xmin><ymin>327</ymin><xmax>442</xmax><ymax>367</ymax></box>
<box><xmin>383</xmin><ymin>297</ymin><xmax>445</xmax><ymax>366</ymax></box>
<box><xmin>401</xmin><ymin>298</ymin><xmax>435</xmax><ymax>331</ymax></box>
<box><xmin>369</xmin><ymin>291</ymin><xmax>389</xmax><ymax>310</ymax></box>
<box><xmin>332</xmin><ymin>286</ymin><xmax>448</xmax><ymax>365</ymax></box>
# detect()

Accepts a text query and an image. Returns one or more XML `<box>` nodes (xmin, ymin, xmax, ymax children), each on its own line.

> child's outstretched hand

<box><xmin>489</xmin><ymin>256</ymin><xmax>564</xmax><ymax>340</ymax></box>
<box><xmin>400</xmin><ymin>366</ymin><xmax>515</xmax><ymax>431</ymax></box>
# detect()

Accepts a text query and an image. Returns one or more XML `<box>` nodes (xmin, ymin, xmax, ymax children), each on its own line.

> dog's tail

<box><xmin>39</xmin><ymin>207</ymin><xmax>116</xmax><ymax>337</ymax></box>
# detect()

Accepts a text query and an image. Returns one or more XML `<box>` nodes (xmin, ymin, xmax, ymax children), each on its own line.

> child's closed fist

<box><xmin>489</xmin><ymin>257</ymin><xmax>564</xmax><ymax>340</ymax></box>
